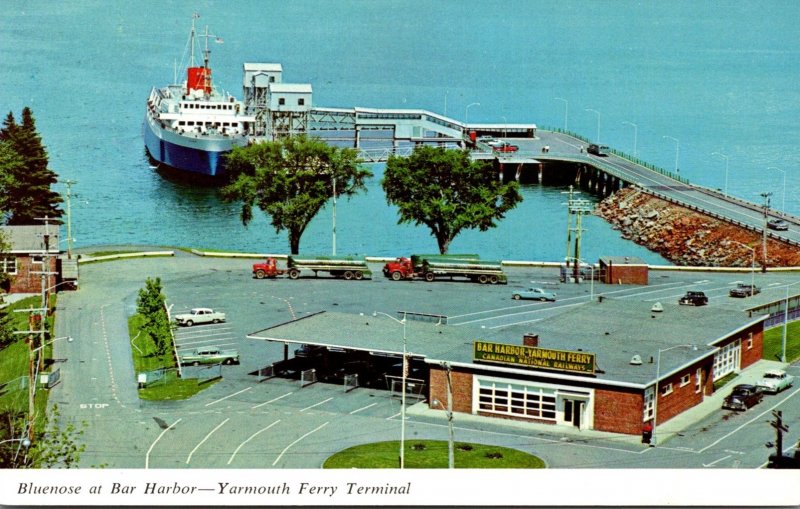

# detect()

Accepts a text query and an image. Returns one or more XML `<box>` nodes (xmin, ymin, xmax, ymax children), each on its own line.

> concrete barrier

<box><xmin>78</xmin><ymin>251</ymin><xmax>175</xmax><ymax>264</ymax></box>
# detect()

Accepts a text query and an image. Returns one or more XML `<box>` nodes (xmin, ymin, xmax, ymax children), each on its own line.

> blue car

<box><xmin>512</xmin><ymin>288</ymin><xmax>557</xmax><ymax>301</ymax></box>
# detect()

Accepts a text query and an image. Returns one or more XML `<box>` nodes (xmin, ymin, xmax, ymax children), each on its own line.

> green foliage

<box><xmin>0</xmin><ymin>405</ymin><xmax>87</xmax><ymax>468</ymax></box>
<box><xmin>383</xmin><ymin>146</ymin><xmax>522</xmax><ymax>254</ymax></box>
<box><xmin>136</xmin><ymin>277</ymin><xmax>171</xmax><ymax>356</ymax></box>
<box><xmin>763</xmin><ymin>322</ymin><xmax>800</xmax><ymax>363</ymax></box>
<box><xmin>221</xmin><ymin>135</ymin><xmax>372</xmax><ymax>254</ymax></box>
<box><xmin>323</xmin><ymin>440</ymin><xmax>545</xmax><ymax>469</ymax></box>
<box><xmin>0</xmin><ymin>108</ymin><xmax>63</xmax><ymax>224</ymax></box>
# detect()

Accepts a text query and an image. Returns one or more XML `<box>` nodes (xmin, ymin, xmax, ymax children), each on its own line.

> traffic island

<box><xmin>323</xmin><ymin>440</ymin><xmax>545</xmax><ymax>469</ymax></box>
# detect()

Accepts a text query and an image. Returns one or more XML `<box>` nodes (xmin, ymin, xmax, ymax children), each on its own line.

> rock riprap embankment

<box><xmin>596</xmin><ymin>187</ymin><xmax>800</xmax><ymax>267</ymax></box>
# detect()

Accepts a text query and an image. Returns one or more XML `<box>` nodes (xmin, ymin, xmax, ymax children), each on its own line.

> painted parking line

<box><xmin>300</xmin><ymin>397</ymin><xmax>334</xmax><ymax>412</ymax></box>
<box><xmin>228</xmin><ymin>420</ymin><xmax>281</xmax><ymax>465</ymax></box>
<box><xmin>251</xmin><ymin>392</ymin><xmax>294</xmax><ymax>409</ymax></box>
<box><xmin>146</xmin><ymin>418</ymin><xmax>181</xmax><ymax>469</ymax></box>
<box><xmin>186</xmin><ymin>418</ymin><xmax>230</xmax><ymax>464</ymax></box>
<box><xmin>349</xmin><ymin>402</ymin><xmax>378</xmax><ymax>415</ymax></box>
<box><xmin>205</xmin><ymin>387</ymin><xmax>252</xmax><ymax>407</ymax></box>
<box><xmin>271</xmin><ymin>421</ymin><xmax>329</xmax><ymax>467</ymax></box>
<box><xmin>387</xmin><ymin>411</ymin><xmax>401</xmax><ymax>420</ymax></box>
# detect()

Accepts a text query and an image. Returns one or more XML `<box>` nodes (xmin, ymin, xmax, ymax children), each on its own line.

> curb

<box><xmin>77</xmin><ymin>251</ymin><xmax>175</xmax><ymax>264</ymax></box>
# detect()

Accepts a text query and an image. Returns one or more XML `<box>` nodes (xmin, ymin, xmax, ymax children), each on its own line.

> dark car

<box><xmin>587</xmin><ymin>144</ymin><xmax>609</xmax><ymax>156</ymax></box>
<box><xmin>729</xmin><ymin>283</ymin><xmax>760</xmax><ymax>298</ymax></box>
<box><xmin>722</xmin><ymin>384</ymin><xmax>763</xmax><ymax>411</ymax></box>
<box><xmin>678</xmin><ymin>291</ymin><xmax>708</xmax><ymax>306</ymax></box>
<box><xmin>767</xmin><ymin>218</ymin><xmax>789</xmax><ymax>231</ymax></box>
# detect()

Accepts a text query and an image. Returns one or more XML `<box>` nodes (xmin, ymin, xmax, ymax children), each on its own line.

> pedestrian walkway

<box><xmin>406</xmin><ymin>359</ymin><xmax>787</xmax><ymax>448</ymax></box>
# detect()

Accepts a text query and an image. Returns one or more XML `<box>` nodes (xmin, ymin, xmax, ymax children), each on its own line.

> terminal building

<box><xmin>248</xmin><ymin>298</ymin><xmax>765</xmax><ymax>435</ymax></box>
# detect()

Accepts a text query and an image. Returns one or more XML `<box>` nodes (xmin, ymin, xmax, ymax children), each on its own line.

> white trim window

<box><xmin>680</xmin><ymin>374</ymin><xmax>691</xmax><ymax>387</ymax></box>
<box><xmin>0</xmin><ymin>257</ymin><xmax>16</xmax><ymax>275</ymax></box>
<box><xmin>476</xmin><ymin>378</ymin><xmax>558</xmax><ymax>422</ymax></box>
<box><xmin>660</xmin><ymin>383</ymin><xmax>673</xmax><ymax>396</ymax></box>
<box><xmin>695</xmin><ymin>368</ymin><xmax>703</xmax><ymax>394</ymax></box>
<box><xmin>643</xmin><ymin>386</ymin><xmax>655</xmax><ymax>421</ymax></box>
<box><xmin>713</xmin><ymin>340</ymin><xmax>741</xmax><ymax>381</ymax></box>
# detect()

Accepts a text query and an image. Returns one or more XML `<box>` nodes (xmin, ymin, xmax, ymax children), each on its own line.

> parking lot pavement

<box><xmin>52</xmin><ymin>254</ymin><xmax>800</xmax><ymax>469</ymax></box>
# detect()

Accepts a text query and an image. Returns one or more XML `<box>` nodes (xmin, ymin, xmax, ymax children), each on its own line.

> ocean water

<box><xmin>2</xmin><ymin>1</ymin><xmax>799</xmax><ymax>263</ymax></box>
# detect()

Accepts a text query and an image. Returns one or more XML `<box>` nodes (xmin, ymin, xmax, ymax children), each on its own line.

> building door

<box><xmin>563</xmin><ymin>399</ymin><xmax>584</xmax><ymax>428</ymax></box>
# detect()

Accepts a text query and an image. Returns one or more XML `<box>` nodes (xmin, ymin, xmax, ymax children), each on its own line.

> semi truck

<box><xmin>382</xmin><ymin>254</ymin><xmax>506</xmax><ymax>284</ymax></box>
<box><xmin>252</xmin><ymin>256</ymin><xmax>371</xmax><ymax>280</ymax></box>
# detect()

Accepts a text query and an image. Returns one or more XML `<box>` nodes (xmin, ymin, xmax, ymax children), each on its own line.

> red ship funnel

<box><xmin>187</xmin><ymin>66</ymin><xmax>211</xmax><ymax>93</ymax></box>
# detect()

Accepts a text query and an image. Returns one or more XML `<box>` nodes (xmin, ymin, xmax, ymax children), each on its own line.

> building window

<box><xmin>278</xmin><ymin>98</ymin><xmax>285</xmax><ymax>106</ymax></box>
<box><xmin>476</xmin><ymin>378</ymin><xmax>558</xmax><ymax>422</ymax></box>
<box><xmin>747</xmin><ymin>333</ymin><xmax>753</xmax><ymax>350</ymax></box>
<box><xmin>0</xmin><ymin>257</ymin><xmax>17</xmax><ymax>275</ymax></box>
<box><xmin>695</xmin><ymin>368</ymin><xmax>702</xmax><ymax>394</ymax></box>
<box><xmin>298</xmin><ymin>98</ymin><xmax>305</xmax><ymax>106</ymax></box>
<box><xmin>643</xmin><ymin>386</ymin><xmax>655</xmax><ymax>421</ymax></box>
<box><xmin>680</xmin><ymin>374</ymin><xmax>691</xmax><ymax>387</ymax></box>
<box><xmin>660</xmin><ymin>383</ymin><xmax>673</xmax><ymax>396</ymax></box>
<box><xmin>31</xmin><ymin>255</ymin><xmax>44</xmax><ymax>267</ymax></box>
<box><xmin>713</xmin><ymin>340</ymin><xmax>741</xmax><ymax>381</ymax></box>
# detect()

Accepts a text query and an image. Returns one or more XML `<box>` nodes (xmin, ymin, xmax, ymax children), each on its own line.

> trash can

<box><xmin>642</xmin><ymin>423</ymin><xmax>653</xmax><ymax>444</ymax></box>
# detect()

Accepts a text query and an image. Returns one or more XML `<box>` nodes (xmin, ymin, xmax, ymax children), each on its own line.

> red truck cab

<box><xmin>252</xmin><ymin>258</ymin><xmax>286</xmax><ymax>279</ymax></box>
<box><xmin>382</xmin><ymin>257</ymin><xmax>415</xmax><ymax>280</ymax></box>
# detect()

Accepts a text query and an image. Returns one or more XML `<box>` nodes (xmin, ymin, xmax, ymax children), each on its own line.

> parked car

<box><xmin>678</xmin><ymin>291</ymin><xmax>708</xmax><ymax>306</ymax></box>
<box><xmin>486</xmin><ymin>138</ymin><xmax>506</xmax><ymax>147</ymax></box>
<box><xmin>512</xmin><ymin>288</ymin><xmax>557</xmax><ymax>301</ymax></box>
<box><xmin>493</xmin><ymin>142</ymin><xmax>519</xmax><ymax>153</ymax></box>
<box><xmin>174</xmin><ymin>307</ymin><xmax>226</xmax><ymax>326</ymax></box>
<box><xmin>722</xmin><ymin>384</ymin><xmax>763</xmax><ymax>411</ymax></box>
<box><xmin>767</xmin><ymin>218</ymin><xmax>789</xmax><ymax>231</ymax></box>
<box><xmin>756</xmin><ymin>369</ymin><xmax>794</xmax><ymax>394</ymax></box>
<box><xmin>729</xmin><ymin>283</ymin><xmax>760</xmax><ymax>298</ymax></box>
<box><xmin>179</xmin><ymin>347</ymin><xmax>239</xmax><ymax>366</ymax></box>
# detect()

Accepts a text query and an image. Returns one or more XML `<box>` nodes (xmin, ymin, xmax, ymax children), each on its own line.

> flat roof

<box><xmin>248</xmin><ymin>299</ymin><xmax>766</xmax><ymax>388</ymax></box>
<box><xmin>270</xmin><ymin>83</ymin><xmax>312</xmax><ymax>93</ymax></box>
<box><xmin>600</xmin><ymin>256</ymin><xmax>647</xmax><ymax>265</ymax></box>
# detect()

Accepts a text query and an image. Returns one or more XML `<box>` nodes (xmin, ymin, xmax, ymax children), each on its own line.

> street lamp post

<box><xmin>711</xmin><ymin>152</ymin><xmax>729</xmax><ymax>197</ymax></box>
<box><xmin>767</xmin><ymin>167</ymin><xmax>786</xmax><ymax>212</ymax></box>
<box><xmin>760</xmin><ymin>192</ymin><xmax>773</xmax><ymax>270</ymax></box>
<box><xmin>501</xmin><ymin>116</ymin><xmax>508</xmax><ymax>138</ymax></box>
<box><xmin>731</xmin><ymin>241</ymin><xmax>756</xmax><ymax>296</ymax></box>
<box><xmin>433</xmin><ymin>361</ymin><xmax>455</xmax><ymax>469</ymax></box>
<box><xmin>564</xmin><ymin>256</ymin><xmax>594</xmax><ymax>300</ymax></box>
<box><xmin>622</xmin><ymin>121</ymin><xmax>638</xmax><ymax>157</ymax></box>
<box><xmin>663</xmin><ymin>135</ymin><xmax>680</xmax><ymax>173</ymax></box>
<box><xmin>555</xmin><ymin>98</ymin><xmax>568</xmax><ymax>131</ymax></box>
<box><xmin>585</xmin><ymin>109</ymin><xmax>600</xmax><ymax>143</ymax></box>
<box><xmin>465</xmin><ymin>102</ymin><xmax>480</xmax><ymax>125</ymax></box>
<box><xmin>331</xmin><ymin>175</ymin><xmax>337</xmax><ymax>256</ymax></box>
<box><xmin>373</xmin><ymin>311</ymin><xmax>407</xmax><ymax>468</ymax></box>
<box><xmin>652</xmin><ymin>344</ymin><xmax>697</xmax><ymax>446</ymax></box>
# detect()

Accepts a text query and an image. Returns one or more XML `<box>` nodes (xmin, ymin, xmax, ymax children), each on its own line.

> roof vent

<box><xmin>630</xmin><ymin>354</ymin><xmax>643</xmax><ymax>365</ymax></box>
<box><xmin>651</xmin><ymin>302</ymin><xmax>664</xmax><ymax>312</ymax></box>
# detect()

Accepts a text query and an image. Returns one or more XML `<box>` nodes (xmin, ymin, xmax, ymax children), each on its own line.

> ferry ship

<box><xmin>143</xmin><ymin>15</ymin><xmax>254</xmax><ymax>177</ymax></box>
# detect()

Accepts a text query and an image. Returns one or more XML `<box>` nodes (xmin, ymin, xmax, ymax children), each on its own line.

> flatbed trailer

<box><xmin>421</xmin><ymin>259</ymin><xmax>507</xmax><ymax>284</ymax></box>
<box><xmin>287</xmin><ymin>255</ymin><xmax>372</xmax><ymax>280</ymax></box>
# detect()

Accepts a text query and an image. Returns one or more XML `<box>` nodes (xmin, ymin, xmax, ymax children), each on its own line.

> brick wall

<box><xmin>594</xmin><ymin>387</ymin><xmax>643</xmax><ymax>435</ymax></box>
<box><xmin>654</xmin><ymin>360</ymin><xmax>708</xmax><ymax>425</ymax></box>
<box><xmin>429</xmin><ymin>366</ymin><xmax>473</xmax><ymax>413</ymax></box>
<box><xmin>6</xmin><ymin>256</ymin><xmax>57</xmax><ymax>294</ymax></box>
<box><xmin>739</xmin><ymin>322</ymin><xmax>763</xmax><ymax>369</ymax></box>
<box><xmin>605</xmin><ymin>264</ymin><xmax>648</xmax><ymax>285</ymax></box>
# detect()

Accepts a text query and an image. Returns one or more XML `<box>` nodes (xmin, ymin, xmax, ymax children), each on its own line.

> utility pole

<box><xmin>562</xmin><ymin>186</ymin><xmax>592</xmax><ymax>282</ymax></box>
<box><xmin>760</xmin><ymin>192</ymin><xmax>772</xmax><ymax>271</ymax></box>
<box><xmin>440</xmin><ymin>362</ymin><xmax>455</xmax><ymax>469</ymax></box>
<box><xmin>767</xmin><ymin>410</ymin><xmax>791</xmax><ymax>468</ymax></box>
<box><xmin>63</xmin><ymin>180</ymin><xmax>77</xmax><ymax>259</ymax></box>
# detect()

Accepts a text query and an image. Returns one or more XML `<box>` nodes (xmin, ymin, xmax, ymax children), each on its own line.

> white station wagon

<box><xmin>755</xmin><ymin>369</ymin><xmax>794</xmax><ymax>394</ymax></box>
<box><xmin>174</xmin><ymin>307</ymin><xmax>226</xmax><ymax>327</ymax></box>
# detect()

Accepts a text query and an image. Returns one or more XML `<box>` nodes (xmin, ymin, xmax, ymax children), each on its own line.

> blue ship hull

<box><xmin>143</xmin><ymin>118</ymin><xmax>228</xmax><ymax>177</ymax></box>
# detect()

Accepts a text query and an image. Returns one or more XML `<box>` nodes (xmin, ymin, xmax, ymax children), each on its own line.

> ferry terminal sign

<box><xmin>473</xmin><ymin>341</ymin><xmax>596</xmax><ymax>374</ymax></box>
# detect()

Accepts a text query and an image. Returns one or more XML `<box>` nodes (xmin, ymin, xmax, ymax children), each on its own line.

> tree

<box><xmin>221</xmin><ymin>135</ymin><xmax>371</xmax><ymax>254</ymax></box>
<box><xmin>382</xmin><ymin>146</ymin><xmax>522</xmax><ymax>254</ymax></box>
<box><xmin>0</xmin><ymin>108</ymin><xmax>62</xmax><ymax>225</ymax></box>
<box><xmin>136</xmin><ymin>277</ymin><xmax>170</xmax><ymax>356</ymax></box>
<box><xmin>0</xmin><ymin>230</ymin><xmax>13</xmax><ymax>349</ymax></box>
<box><xmin>0</xmin><ymin>406</ymin><xmax>87</xmax><ymax>468</ymax></box>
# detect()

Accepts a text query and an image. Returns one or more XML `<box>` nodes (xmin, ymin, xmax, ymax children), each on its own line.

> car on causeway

<box><xmin>767</xmin><ymin>218</ymin><xmax>789</xmax><ymax>231</ymax></box>
<box><xmin>512</xmin><ymin>288</ymin><xmax>557</xmax><ymax>301</ymax></box>
<box><xmin>729</xmin><ymin>283</ymin><xmax>760</xmax><ymax>298</ymax></box>
<box><xmin>755</xmin><ymin>369</ymin><xmax>794</xmax><ymax>394</ymax></box>
<box><xmin>722</xmin><ymin>384</ymin><xmax>763</xmax><ymax>411</ymax></box>
<box><xmin>174</xmin><ymin>307</ymin><xmax>226</xmax><ymax>327</ymax></box>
